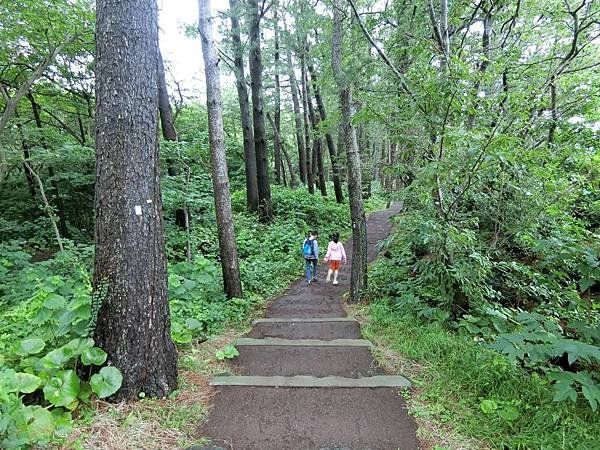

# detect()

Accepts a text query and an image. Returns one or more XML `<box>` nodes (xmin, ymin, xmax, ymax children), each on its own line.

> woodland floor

<box><xmin>198</xmin><ymin>204</ymin><xmax>421</xmax><ymax>450</ymax></box>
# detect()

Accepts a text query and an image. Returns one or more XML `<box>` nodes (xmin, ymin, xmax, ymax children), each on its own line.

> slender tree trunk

<box><xmin>229</xmin><ymin>0</ymin><xmax>259</xmax><ymax>212</ymax></box>
<box><xmin>267</xmin><ymin>112</ymin><xmax>297</xmax><ymax>187</ymax></box>
<box><xmin>332</xmin><ymin>0</ymin><xmax>367</xmax><ymax>302</ymax></box>
<box><xmin>248</xmin><ymin>0</ymin><xmax>273</xmax><ymax>222</ymax></box>
<box><xmin>23</xmin><ymin>161</ymin><xmax>64</xmax><ymax>251</ymax></box>
<box><xmin>299</xmin><ymin>49</ymin><xmax>314</xmax><ymax>194</ymax></box>
<box><xmin>94</xmin><ymin>0</ymin><xmax>177</xmax><ymax>401</ymax></box>
<box><xmin>199</xmin><ymin>0</ymin><xmax>243</xmax><ymax>299</ymax></box>
<box><xmin>273</xmin><ymin>9</ymin><xmax>282</xmax><ymax>185</ymax></box>
<box><xmin>467</xmin><ymin>9</ymin><xmax>492</xmax><ymax>129</ymax></box>
<box><xmin>14</xmin><ymin>112</ymin><xmax>36</xmax><ymax>197</ymax></box>
<box><xmin>304</xmin><ymin>59</ymin><xmax>326</xmax><ymax>197</ymax></box>
<box><xmin>287</xmin><ymin>49</ymin><xmax>307</xmax><ymax>185</ymax></box>
<box><xmin>27</xmin><ymin>94</ymin><xmax>70</xmax><ymax>239</ymax></box>
<box><xmin>308</xmin><ymin>61</ymin><xmax>343</xmax><ymax>203</ymax></box>
<box><xmin>158</xmin><ymin>48</ymin><xmax>189</xmax><ymax>232</ymax></box>
<box><xmin>548</xmin><ymin>76</ymin><xmax>557</xmax><ymax>144</ymax></box>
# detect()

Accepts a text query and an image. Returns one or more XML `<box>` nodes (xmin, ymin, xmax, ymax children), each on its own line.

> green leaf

<box><xmin>14</xmin><ymin>338</ymin><xmax>46</xmax><ymax>356</ymax></box>
<box><xmin>44</xmin><ymin>293</ymin><xmax>67</xmax><ymax>309</ymax></box>
<box><xmin>80</xmin><ymin>347</ymin><xmax>107</xmax><ymax>366</ymax></box>
<box><xmin>15</xmin><ymin>373</ymin><xmax>42</xmax><ymax>393</ymax></box>
<box><xmin>41</xmin><ymin>346</ymin><xmax>74</xmax><ymax>368</ymax></box>
<box><xmin>498</xmin><ymin>405</ymin><xmax>520</xmax><ymax>421</ymax></box>
<box><xmin>43</xmin><ymin>370</ymin><xmax>81</xmax><ymax>407</ymax></box>
<box><xmin>25</xmin><ymin>406</ymin><xmax>55</xmax><ymax>440</ymax></box>
<box><xmin>90</xmin><ymin>366</ymin><xmax>123</xmax><ymax>398</ymax></box>
<box><xmin>480</xmin><ymin>399</ymin><xmax>497</xmax><ymax>414</ymax></box>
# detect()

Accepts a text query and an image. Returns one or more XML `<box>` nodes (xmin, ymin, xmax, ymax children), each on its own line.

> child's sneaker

<box><xmin>333</xmin><ymin>280</ymin><xmax>339</xmax><ymax>285</ymax></box>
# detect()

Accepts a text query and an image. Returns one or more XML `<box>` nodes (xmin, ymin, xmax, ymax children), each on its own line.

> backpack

<box><xmin>303</xmin><ymin>239</ymin><xmax>315</xmax><ymax>259</ymax></box>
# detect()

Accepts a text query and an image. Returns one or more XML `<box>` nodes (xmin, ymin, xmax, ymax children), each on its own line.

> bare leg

<box><xmin>333</xmin><ymin>270</ymin><xmax>339</xmax><ymax>285</ymax></box>
<box><xmin>326</xmin><ymin>269</ymin><xmax>332</xmax><ymax>282</ymax></box>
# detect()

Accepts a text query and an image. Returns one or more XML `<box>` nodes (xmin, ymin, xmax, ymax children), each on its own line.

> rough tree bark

<box><xmin>229</xmin><ymin>0</ymin><xmax>259</xmax><ymax>211</ymax></box>
<box><xmin>332</xmin><ymin>0</ymin><xmax>367</xmax><ymax>302</ymax></box>
<box><xmin>199</xmin><ymin>0</ymin><xmax>243</xmax><ymax>299</ymax></box>
<box><xmin>308</xmin><ymin>60</ymin><xmax>344</xmax><ymax>203</ymax></box>
<box><xmin>94</xmin><ymin>0</ymin><xmax>177</xmax><ymax>401</ymax></box>
<box><xmin>286</xmin><ymin>48</ymin><xmax>307</xmax><ymax>185</ymax></box>
<box><xmin>248</xmin><ymin>0</ymin><xmax>273</xmax><ymax>222</ymax></box>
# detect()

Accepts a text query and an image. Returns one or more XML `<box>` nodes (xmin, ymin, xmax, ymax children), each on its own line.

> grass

<box><xmin>354</xmin><ymin>301</ymin><xmax>600</xmax><ymax>450</ymax></box>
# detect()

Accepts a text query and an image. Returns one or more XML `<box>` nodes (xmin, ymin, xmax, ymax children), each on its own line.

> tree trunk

<box><xmin>14</xmin><ymin>112</ymin><xmax>37</xmax><ymax>197</ymax></box>
<box><xmin>304</xmin><ymin>59</ymin><xmax>326</xmax><ymax>197</ymax></box>
<box><xmin>308</xmin><ymin>61</ymin><xmax>343</xmax><ymax>203</ymax></box>
<box><xmin>299</xmin><ymin>49</ymin><xmax>314</xmax><ymax>194</ymax></box>
<box><xmin>267</xmin><ymin>112</ymin><xmax>297</xmax><ymax>187</ymax></box>
<box><xmin>158</xmin><ymin>48</ymin><xmax>189</xmax><ymax>231</ymax></box>
<box><xmin>287</xmin><ymin>48</ymin><xmax>307</xmax><ymax>185</ymax></box>
<box><xmin>27</xmin><ymin>94</ymin><xmax>70</xmax><ymax>239</ymax></box>
<box><xmin>199</xmin><ymin>0</ymin><xmax>243</xmax><ymax>299</ymax></box>
<box><xmin>94</xmin><ymin>0</ymin><xmax>177</xmax><ymax>401</ymax></box>
<box><xmin>229</xmin><ymin>0</ymin><xmax>259</xmax><ymax>212</ymax></box>
<box><xmin>248</xmin><ymin>0</ymin><xmax>273</xmax><ymax>222</ymax></box>
<box><xmin>273</xmin><ymin>9</ymin><xmax>282</xmax><ymax>185</ymax></box>
<box><xmin>332</xmin><ymin>0</ymin><xmax>367</xmax><ymax>302</ymax></box>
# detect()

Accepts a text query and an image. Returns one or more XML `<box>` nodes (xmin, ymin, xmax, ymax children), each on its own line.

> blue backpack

<box><xmin>303</xmin><ymin>239</ymin><xmax>315</xmax><ymax>259</ymax></box>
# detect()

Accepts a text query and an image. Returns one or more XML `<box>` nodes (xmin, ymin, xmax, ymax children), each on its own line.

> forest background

<box><xmin>0</xmin><ymin>0</ymin><xmax>599</xmax><ymax>448</ymax></box>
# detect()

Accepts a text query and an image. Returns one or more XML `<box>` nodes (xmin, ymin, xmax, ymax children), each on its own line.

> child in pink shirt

<box><xmin>324</xmin><ymin>232</ymin><xmax>347</xmax><ymax>285</ymax></box>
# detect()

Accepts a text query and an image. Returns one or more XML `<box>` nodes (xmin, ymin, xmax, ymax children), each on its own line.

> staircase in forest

<box><xmin>199</xmin><ymin>205</ymin><xmax>419</xmax><ymax>450</ymax></box>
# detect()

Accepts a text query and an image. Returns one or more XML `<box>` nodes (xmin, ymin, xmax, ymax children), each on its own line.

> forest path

<box><xmin>198</xmin><ymin>204</ymin><xmax>419</xmax><ymax>450</ymax></box>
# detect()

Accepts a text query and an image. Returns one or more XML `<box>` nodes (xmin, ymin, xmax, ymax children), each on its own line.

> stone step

<box><xmin>236</xmin><ymin>338</ymin><xmax>372</xmax><ymax>347</ymax></box>
<box><xmin>210</xmin><ymin>374</ymin><xmax>411</xmax><ymax>388</ymax></box>
<box><xmin>252</xmin><ymin>317</ymin><xmax>357</xmax><ymax>324</ymax></box>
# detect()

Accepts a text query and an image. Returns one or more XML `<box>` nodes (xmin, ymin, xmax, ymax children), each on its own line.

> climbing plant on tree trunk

<box><xmin>93</xmin><ymin>0</ymin><xmax>177</xmax><ymax>401</ymax></box>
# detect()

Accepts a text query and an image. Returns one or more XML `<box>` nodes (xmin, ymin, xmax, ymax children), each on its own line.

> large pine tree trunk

<box><xmin>308</xmin><ymin>61</ymin><xmax>343</xmax><ymax>203</ymax></box>
<box><xmin>199</xmin><ymin>0</ymin><xmax>243</xmax><ymax>299</ymax></box>
<box><xmin>94</xmin><ymin>0</ymin><xmax>177</xmax><ymax>401</ymax></box>
<box><xmin>287</xmin><ymin>49</ymin><xmax>307</xmax><ymax>185</ymax></box>
<box><xmin>229</xmin><ymin>0</ymin><xmax>259</xmax><ymax>212</ymax></box>
<box><xmin>332</xmin><ymin>0</ymin><xmax>367</xmax><ymax>302</ymax></box>
<box><xmin>248</xmin><ymin>0</ymin><xmax>273</xmax><ymax>222</ymax></box>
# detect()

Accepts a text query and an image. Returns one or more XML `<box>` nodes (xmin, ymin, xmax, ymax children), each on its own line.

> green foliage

<box><xmin>0</xmin><ymin>184</ymin><xmax>355</xmax><ymax>446</ymax></box>
<box><xmin>215</xmin><ymin>345</ymin><xmax>239</xmax><ymax>360</ymax></box>
<box><xmin>363</xmin><ymin>302</ymin><xmax>600</xmax><ymax>449</ymax></box>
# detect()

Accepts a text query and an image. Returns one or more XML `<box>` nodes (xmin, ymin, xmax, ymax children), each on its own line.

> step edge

<box><xmin>236</xmin><ymin>338</ymin><xmax>373</xmax><ymax>347</ymax></box>
<box><xmin>210</xmin><ymin>374</ymin><xmax>411</xmax><ymax>388</ymax></box>
<box><xmin>252</xmin><ymin>317</ymin><xmax>358</xmax><ymax>324</ymax></box>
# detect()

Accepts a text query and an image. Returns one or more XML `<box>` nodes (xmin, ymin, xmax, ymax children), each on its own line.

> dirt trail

<box><xmin>198</xmin><ymin>204</ymin><xmax>419</xmax><ymax>450</ymax></box>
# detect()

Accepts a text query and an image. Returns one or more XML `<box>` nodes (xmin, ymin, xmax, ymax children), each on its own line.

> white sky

<box><xmin>158</xmin><ymin>0</ymin><xmax>232</xmax><ymax>99</ymax></box>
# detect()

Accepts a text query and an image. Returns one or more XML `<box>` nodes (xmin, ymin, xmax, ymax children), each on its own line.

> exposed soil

<box><xmin>198</xmin><ymin>205</ymin><xmax>419</xmax><ymax>449</ymax></box>
<box><xmin>201</xmin><ymin>387</ymin><xmax>419</xmax><ymax>450</ymax></box>
<box><xmin>247</xmin><ymin>321</ymin><xmax>362</xmax><ymax>340</ymax></box>
<box><xmin>231</xmin><ymin>346</ymin><xmax>384</xmax><ymax>378</ymax></box>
